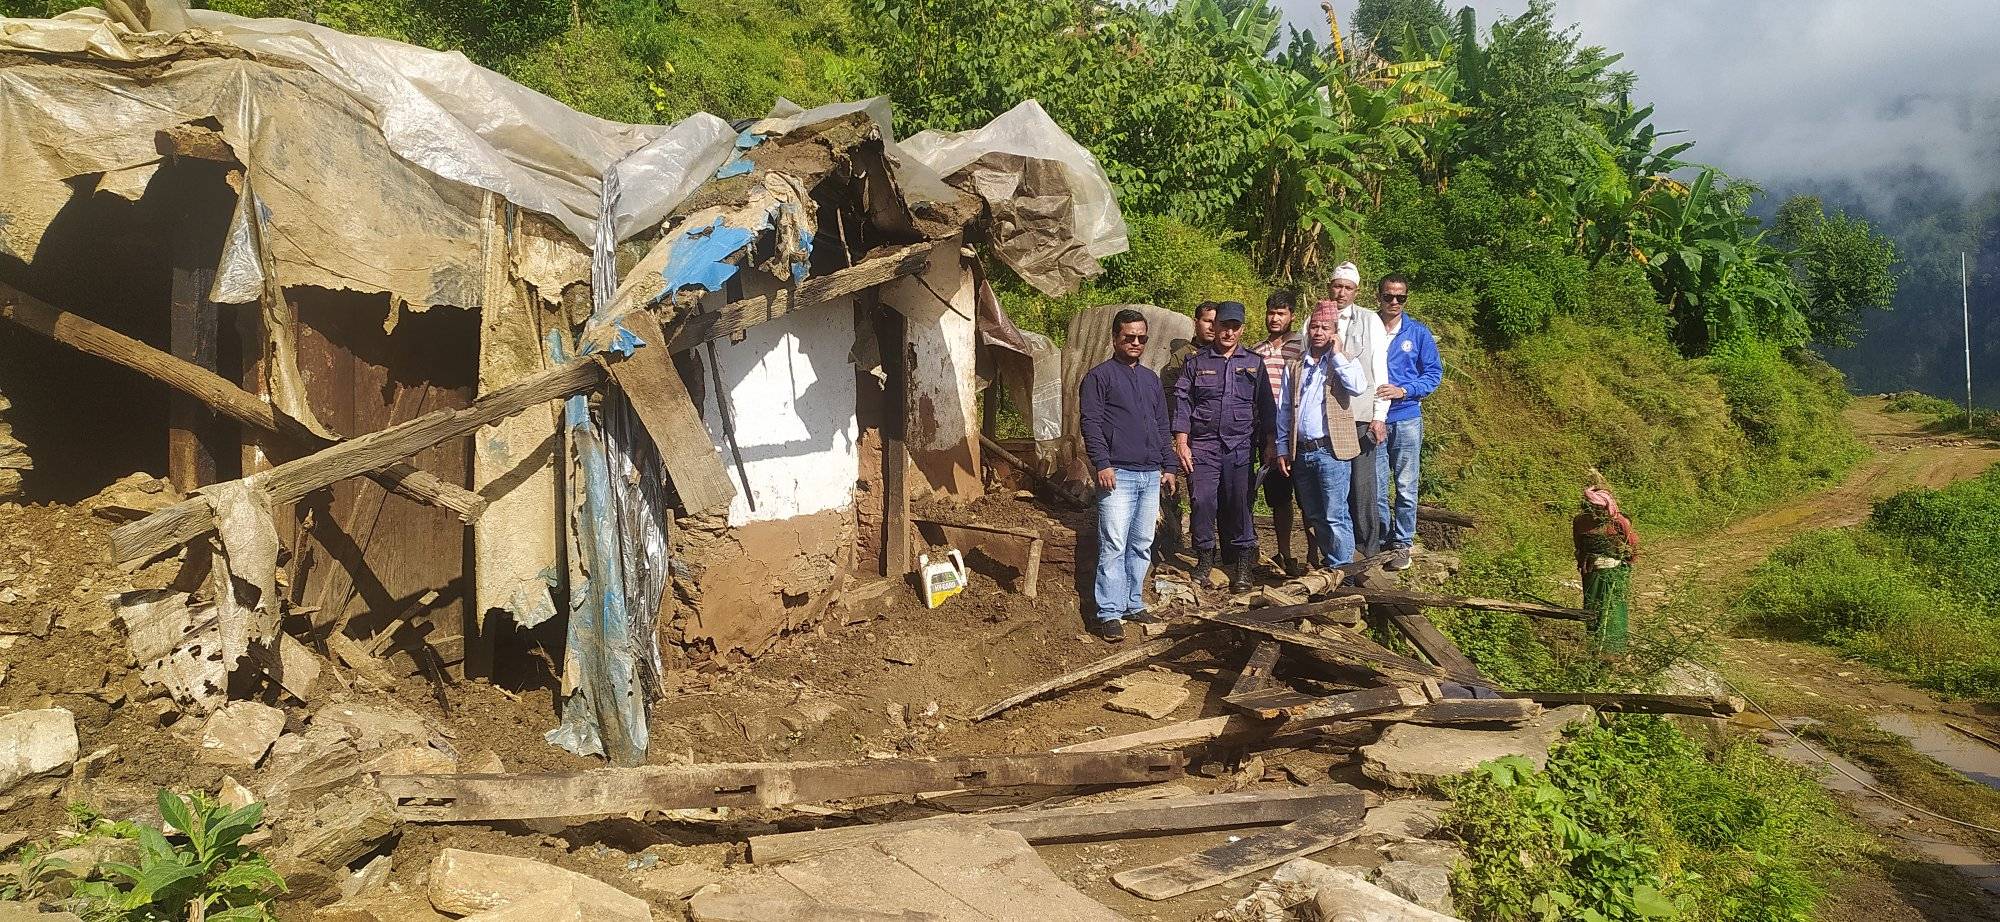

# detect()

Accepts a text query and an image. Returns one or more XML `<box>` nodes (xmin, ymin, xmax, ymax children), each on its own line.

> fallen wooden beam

<box><xmin>1111</xmin><ymin>805</ymin><xmax>1366</xmax><ymax>900</ymax></box>
<box><xmin>1416</xmin><ymin>504</ymin><xmax>1477</xmax><ymax>528</ymax></box>
<box><xmin>1351</xmin><ymin>570</ymin><xmax>1493</xmax><ymax>685</ymax></box>
<box><xmin>667</xmin><ymin>241</ymin><xmax>942</xmax><ymax>352</ymax></box>
<box><xmin>113</xmin><ymin>356</ymin><xmax>606</xmax><ymax>563</ymax></box>
<box><xmin>1362</xmin><ymin>696</ymin><xmax>1542</xmax><ymax>725</ymax></box>
<box><xmin>1343</xmin><ymin>587</ymin><xmax>1589</xmax><ymax>621</ymax></box>
<box><xmin>380</xmin><ymin>750</ymin><xmax>1184</xmax><ymax>821</ymax></box>
<box><xmin>1504</xmin><ymin>691</ymin><xmax>1743</xmax><ymax>717</ymax></box>
<box><xmin>1051</xmin><ymin>715</ymin><xmax>1271</xmax><ymax>753</ymax></box>
<box><xmin>913</xmin><ymin>519</ymin><xmax>1044</xmax><ymax>598</ymax></box>
<box><xmin>1225</xmin><ymin>641</ymin><xmax>1282</xmax><ymax>700</ymax></box>
<box><xmin>0</xmin><ymin>281</ymin><xmax>484</xmax><ymax>521</ymax></box>
<box><xmin>1274</xmin><ymin>684</ymin><xmax>1434</xmax><ymax>722</ymax></box>
<box><xmin>748</xmin><ymin>786</ymin><xmax>1365</xmax><ymax>864</ymax></box>
<box><xmin>1230</xmin><ymin>598</ymin><xmax>1365</xmax><ymax>626</ymax></box>
<box><xmin>1190</xmin><ymin>610</ymin><xmax>1485</xmax><ymax>687</ymax></box>
<box><xmin>609</xmin><ymin>310</ymin><xmax>736</xmax><ymax>515</ymax></box>
<box><xmin>967</xmin><ymin>632</ymin><xmax>1210</xmax><ymax>721</ymax></box>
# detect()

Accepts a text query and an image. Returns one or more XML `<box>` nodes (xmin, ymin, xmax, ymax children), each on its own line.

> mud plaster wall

<box><xmin>671</xmin><ymin>507</ymin><xmax>852</xmax><ymax>661</ymax></box>
<box><xmin>700</xmin><ymin>294</ymin><xmax>862</xmax><ymax>527</ymax></box>
<box><xmin>884</xmin><ymin>239</ymin><xmax>982</xmax><ymax>498</ymax></box>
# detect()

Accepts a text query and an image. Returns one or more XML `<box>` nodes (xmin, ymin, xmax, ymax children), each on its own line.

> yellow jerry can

<box><xmin>919</xmin><ymin>549</ymin><xmax>969</xmax><ymax>609</ymax></box>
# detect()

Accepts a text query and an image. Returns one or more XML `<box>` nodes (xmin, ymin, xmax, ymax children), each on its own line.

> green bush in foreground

<box><xmin>1445</xmin><ymin>717</ymin><xmax>1864</xmax><ymax>922</ymax></box>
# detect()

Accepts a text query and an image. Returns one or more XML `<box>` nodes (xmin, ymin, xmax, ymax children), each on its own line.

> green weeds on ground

<box><xmin>1445</xmin><ymin>717</ymin><xmax>1868</xmax><ymax>922</ymax></box>
<box><xmin>1736</xmin><ymin>467</ymin><xmax>2000</xmax><ymax>702</ymax></box>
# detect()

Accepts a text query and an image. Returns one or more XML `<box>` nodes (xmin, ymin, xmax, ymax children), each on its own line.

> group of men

<box><xmin>1077</xmin><ymin>262</ymin><xmax>1441</xmax><ymax>641</ymax></box>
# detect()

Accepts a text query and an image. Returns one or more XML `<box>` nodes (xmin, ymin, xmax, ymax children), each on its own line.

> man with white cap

<box><xmin>1326</xmin><ymin>262</ymin><xmax>1391</xmax><ymax>557</ymax></box>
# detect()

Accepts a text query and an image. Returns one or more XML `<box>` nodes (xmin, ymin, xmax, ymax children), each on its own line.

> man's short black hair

<box><xmin>1378</xmin><ymin>273</ymin><xmax>1413</xmax><ymax>292</ymax></box>
<box><xmin>1111</xmin><ymin>308</ymin><xmax>1148</xmax><ymax>335</ymax></box>
<box><xmin>1193</xmin><ymin>300</ymin><xmax>1219</xmax><ymax>320</ymax></box>
<box><xmin>1266</xmin><ymin>289</ymin><xmax>1299</xmax><ymax>312</ymax></box>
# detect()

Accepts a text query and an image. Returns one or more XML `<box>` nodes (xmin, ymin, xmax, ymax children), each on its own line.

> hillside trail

<box><xmin>1637</xmin><ymin>396</ymin><xmax>2000</xmax><ymax>918</ymax></box>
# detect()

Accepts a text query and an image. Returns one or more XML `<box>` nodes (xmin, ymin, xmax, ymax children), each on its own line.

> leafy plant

<box><xmin>70</xmin><ymin>790</ymin><xmax>285</xmax><ymax>922</ymax></box>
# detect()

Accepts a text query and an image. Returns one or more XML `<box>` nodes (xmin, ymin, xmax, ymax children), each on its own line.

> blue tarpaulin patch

<box><xmin>715</xmin><ymin>130</ymin><xmax>765</xmax><ymax>179</ymax></box>
<box><xmin>659</xmin><ymin>217</ymin><xmax>752</xmax><ymax>302</ymax></box>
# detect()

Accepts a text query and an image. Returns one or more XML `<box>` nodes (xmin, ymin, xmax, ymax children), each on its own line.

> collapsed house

<box><xmin>0</xmin><ymin>6</ymin><xmax>1121</xmax><ymax>764</ymax></box>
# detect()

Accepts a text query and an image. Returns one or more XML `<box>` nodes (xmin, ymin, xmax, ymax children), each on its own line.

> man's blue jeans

<box><xmin>1094</xmin><ymin>468</ymin><xmax>1161</xmax><ymax>623</ymax></box>
<box><xmin>1293</xmin><ymin>446</ymin><xmax>1355</xmax><ymax>567</ymax></box>
<box><xmin>1387</xmin><ymin>416</ymin><xmax>1423</xmax><ymax>549</ymax></box>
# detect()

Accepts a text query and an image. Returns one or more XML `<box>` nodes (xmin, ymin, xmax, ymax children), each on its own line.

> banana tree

<box><xmin>1633</xmin><ymin>169</ymin><xmax>1807</xmax><ymax>352</ymax></box>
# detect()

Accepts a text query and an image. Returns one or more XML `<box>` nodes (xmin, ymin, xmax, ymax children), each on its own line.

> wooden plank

<box><xmin>1225</xmin><ymin>641</ymin><xmax>1282</xmax><ymax>700</ymax></box>
<box><xmin>1416</xmin><ymin>504</ymin><xmax>1477</xmax><ymax>528</ymax></box>
<box><xmin>1346</xmin><ymin>587</ymin><xmax>1589</xmax><ymax>621</ymax></box>
<box><xmin>1190</xmin><ymin>610</ymin><xmax>1485</xmax><ymax>687</ymax></box>
<box><xmin>611</xmin><ymin>310</ymin><xmax>735</xmax><ymax>515</ymax></box>
<box><xmin>1051</xmin><ymin>715</ymin><xmax>1268</xmax><ymax>753</ymax></box>
<box><xmin>967</xmin><ymin>632</ymin><xmax>1207</xmax><ymax>721</ymax></box>
<box><xmin>1110</xmin><ymin>806</ymin><xmax>1366</xmax><ymax>900</ymax></box>
<box><xmin>1351</xmin><ymin>570</ymin><xmax>1493</xmax><ymax>684</ymax></box>
<box><xmin>1232</xmin><ymin>598</ymin><xmax>1365</xmax><ymax>626</ymax></box>
<box><xmin>1278</xmin><ymin>684</ymin><xmax>1432</xmax><ymax>722</ymax></box>
<box><xmin>1504</xmin><ymin>691</ymin><xmax>1743</xmax><ymax>717</ymax></box>
<box><xmin>1362</xmin><ymin>697</ymin><xmax>1541</xmax><ymax>725</ymax></box>
<box><xmin>380</xmin><ymin>750</ymin><xmax>1184</xmax><ymax>821</ymax></box>
<box><xmin>749</xmin><ymin>786</ymin><xmax>1365</xmax><ymax>864</ymax></box>
<box><xmin>667</xmin><ymin>242</ymin><xmax>941</xmax><ymax>353</ymax></box>
<box><xmin>166</xmin><ymin>166</ymin><xmax>229</xmax><ymax>492</ymax></box>
<box><xmin>1221</xmin><ymin>686</ymin><xmax>1320</xmax><ymax>717</ymax></box>
<box><xmin>111</xmin><ymin>355</ymin><xmax>604</xmax><ymax>564</ymax></box>
<box><xmin>913</xmin><ymin>519</ymin><xmax>1045</xmax><ymax>597</ymax></box>
<box><xmin>0</xmin><ymin>281</ymin><xmax>484</xmax><ymax>520</ymax></box>
<box><xmin>879</xmin><ymin>300</ymin><xmax>912</xmax><ymax>578</ymax></box>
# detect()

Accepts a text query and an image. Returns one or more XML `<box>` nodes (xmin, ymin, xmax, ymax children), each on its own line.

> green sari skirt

<box><xmin>1582</xmin><ymin>563</ymin><xmax>1630</xmax><ymax>652</ymax></box>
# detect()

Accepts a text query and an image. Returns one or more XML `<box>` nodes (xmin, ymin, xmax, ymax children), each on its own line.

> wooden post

<box><xmin>165</xmin><ymin>162</ymin><xmax>236</xmax><ymax>491</ymax></box>
<box><xmin>876</xmin><ymin>295</ymin><xmax>912</xmax><ymax>578</ymax></box>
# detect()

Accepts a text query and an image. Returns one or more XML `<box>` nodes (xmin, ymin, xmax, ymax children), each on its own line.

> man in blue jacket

<box><xmin>1374</xmin><ymin>274</ymin><xmax>1442</xmax><ymax>571</ymax></box>
<box><xmin>1079</xmin><ymin>309</ymin><xmax>1177</xmax><ymax>641</ymax></box>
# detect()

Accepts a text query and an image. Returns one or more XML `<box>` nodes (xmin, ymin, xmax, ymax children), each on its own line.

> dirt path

<box><xmin>1639</xmin><ymin>397</ymin><xmax>2000</xmax><ymax>920</ymax></box>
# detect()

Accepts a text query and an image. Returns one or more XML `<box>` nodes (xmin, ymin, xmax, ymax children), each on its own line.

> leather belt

<box><xmin>1298</xmin><ymin>435</ymin><xmax>1334</xmax><ymax>453</ymax></box>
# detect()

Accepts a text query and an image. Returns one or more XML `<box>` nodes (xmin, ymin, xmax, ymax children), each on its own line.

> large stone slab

<box><xmin>428</xmin><ymin>848</ymin><xmax>651</xmax><ymax>922</ymax></box>
<box><xmin>1358</xmin><ymin>798</ymin><xmax>1449</xmax><ymax>840</ymax></box>
<box><xmin>1361</xmin><ymin>705</ymin><xmax>1595</xmax><ymax>789</ymax></box>
<box><xmin>200</xmin><ymin>702</ymin><xmax>286</xmax><ymax>767</ymax></box>
<box><xmin>0</xmin><ymin>709</ymin><xmax>77</xmax><ymax>794</ymax></box>
<box><xmin>1104</xmin><ymin>682</ymin><xmax>1189</xmax><ymax>720</ymax></box>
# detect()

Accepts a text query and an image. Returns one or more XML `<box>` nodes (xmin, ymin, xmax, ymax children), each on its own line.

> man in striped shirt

<box><xmin>1252</xmin><ymin>289</ymin><xmax>1310</xmax><ymax>576</ymax></box>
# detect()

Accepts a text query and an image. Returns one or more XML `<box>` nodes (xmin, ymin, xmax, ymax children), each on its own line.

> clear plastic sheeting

<box><xmin>902</xmin><ymin>100</ymin><xmax>1130</xmax><ymax>296</ymax></box>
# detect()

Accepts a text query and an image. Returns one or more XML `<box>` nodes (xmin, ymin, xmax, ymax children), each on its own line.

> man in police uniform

<box><xmin>1172</xmin><ymin>300</ymin><xmax>1271</xmax><ymax>591</ymax></box>
<box><xmin>1157</xmin><ymin>301</ymin><xmax>1216</xmax><ymax>561</ymax></box>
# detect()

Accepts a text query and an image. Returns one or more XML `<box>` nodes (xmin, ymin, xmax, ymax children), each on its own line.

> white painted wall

<box><xmin>889</xmin><ymin>244</ymin><xmax>980</xmax><ymax>455</ymax></box>
<box><xmin>700</xmin><ymin>297</ymin><xmax>861</xmax><ymax>528</ymax></box>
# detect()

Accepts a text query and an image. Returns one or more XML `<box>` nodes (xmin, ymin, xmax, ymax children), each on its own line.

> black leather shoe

<box><xmin>1092</xmin><ymin>619</ymin><xmax>1126</xmax><ymax>642</ymax></box>
<box><xmin>1127</xmin><ymin>610</ymin><xmax>1163</xmax><ymax>625</ymax></box>
<box><xmin>1193</xmin><ymin>550</ymin><xmax>1218</xmax><ymax>587</ymax></box>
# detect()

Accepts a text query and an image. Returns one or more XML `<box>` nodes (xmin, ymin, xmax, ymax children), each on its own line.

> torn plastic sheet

<box><xmin>900</xmin><ymin>99</ymin><xmax>1129</xmax><ymax>296</ymax></box>
<box><xmin>975</xmin><ymin>264</ymin><xmax>1063</xmax><ymax>442</ymax></box>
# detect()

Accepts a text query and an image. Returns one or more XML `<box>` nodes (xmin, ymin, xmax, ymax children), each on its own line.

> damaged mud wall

<box><xmin>671</xmin><ymin>294</ymin><xmax>862</xmax><ymax>662</ymax></box>
<box><xmin>884</xmin><ymin>239</ymin><xmax>983</xmax><ymax>499</ymax></box>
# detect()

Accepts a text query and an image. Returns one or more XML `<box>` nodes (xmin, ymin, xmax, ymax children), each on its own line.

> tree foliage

<box><xmin>1771</xmin><ymin>196</ymin><xmax>1900</xmax><ymax>349</ymax></box>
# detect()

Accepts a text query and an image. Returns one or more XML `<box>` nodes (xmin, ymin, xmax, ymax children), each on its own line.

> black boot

<box><xmin>1193</xmin><ymin>549</ymin><xmax>1219</xmax><ymax>589</ymax></box>
<box><xmin>1230</xmin><ymin>555</ymin><xmax>1252</xmax><ymax>592</ymax></box>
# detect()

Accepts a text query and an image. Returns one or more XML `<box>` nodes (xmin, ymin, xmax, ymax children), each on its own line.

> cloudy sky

<box><xmin>1278</xmin><ymin>1</ymin><xmax>2000</xmax><ymax>199</ymax></box>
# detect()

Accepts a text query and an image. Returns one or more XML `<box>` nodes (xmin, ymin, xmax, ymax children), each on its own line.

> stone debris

<box><xmin>1372</xmin><ymin>859</ymin><xmax>1455</xmax><ymax>914</ymax></box>
<box><xmin>0</xmin><ymin>708</ymin><xmax>77</xmax><ymax>797</ymax></box>
<box><xmin>1361</xmin><ymin>706</ymin><xmax>1596</xmax><ymax>789</ymax></box>
<box><xmin>218</xmin><ymin>775</ymin><xmax>259</xmax><ymax>811</ymax></box>
<box><xmin>1105</xmin><ymin>681</ymin><xmax>1190</xmax><ymax>720</ymax></box>
<box><xmin>428</xmin><ymin>848</ymin><xmax>653</xmax><ymax>922</ymax></box>
<box><xmin>1357</xmin><ymin>798</ymin><xmax>1449</xmax><ymax>841</ymax></box>
<box><xmin>1218</xmin><ymin>860</ymin><xmax>1463</xmax><ymax>922</ymax></box>
<box><xmin>83</xmin><ymin>473</ymin><xmax>180</xmax><ymax>524</ymax></box>
<box><xmin>361</xmin><ymin>745</ymin><xmax>458</xmax><ymax>776</ymax></box>
<box><xmin>200</xmin><ymin>701</ymin><xmax>287</xmax><ymax>767</ymax></box>
<box><xmin>631</xmin><ymin>861</ymin><xmax>726</xmax><ymax>900</ymax></box>
<box><xmin>339</xmin><ymin>855</ymin><xmax>393</xmax><ymax>901</ymax></box>
<box><xmin>311</xmin><ymin>889</ymin><xmax>450</xmax><ymax>922</ymax></box>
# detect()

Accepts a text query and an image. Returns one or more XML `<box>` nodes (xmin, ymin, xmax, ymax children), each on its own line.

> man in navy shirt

<box><xmin>1374</xmin><ymin>274</ymin><xmax>1443</xmax><ymax>571</ymax></box>
<box><xmin>1079</xmin><ymin>309</ymin><xmax>1177</xmax><ymax>641</ymax></box>
<box><xmin>1172</xmin><ymin>301</ymin><xmax>1271</xmax><ymax>592</ymax></box>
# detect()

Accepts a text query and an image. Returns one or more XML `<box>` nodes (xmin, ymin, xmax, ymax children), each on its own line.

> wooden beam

<box><xmin>666</xmin><ymin>241</ymin><xmax>941</xmax><ymax>353</ymax></box>
<box><xmin>1051</xmin><ymin>715</ymin><xmax>1270</xmax><ymax>753</ymax></box>
<box><xmin>1190</xmin><ymin>610</ymin><xmax>1485</xmax><ymax>687</ymax></box>
<box><xmin>1350</xmin><ymin>570</ymin><xmax>1492</xmax><ymax>685</ymax></box>
<box><xmin>967</xmin><ymin>631</ymin><xmax>1209</xmax><ymax>721</ymax></box>
<box><xmin>878</xmin><ymin>299</ymin><xmax>912</xmax><ymax>577</ymax></box>
<box><xmin>1225</xmin><ymin>641</ymin><xmax>1282</xmax><ymax>700</ymax></box>
<box><xmin>0</xmin><ymin>282</ymin><xmax>485</xmax><ymax>520</ymax></box>
<box><xmin>380</xmin><ymin>750</ymin><xmax>1184</xmax><ymax>821</ymax></box>
<box><xmin>112</xmin><ymin>356</ymin><xmax>604</xmax><ymax>564</ymax></box>
<box><xmin>1265</xmin><ymin>684</ymin><xmax>1433</xmax><ymax>722</ymax></box>
<box><xmin>913</xmin><ymin>519</ymin><xmax>1044</xmax><ymax>597</ymax></box>
<box><xmin>1504</xmin><ymin>691</ymin><xmax>1743</xmax><ymax>717</ymax></box>
<box><xmin>610</xmin><ymin>310</ymin><xmax>735</xmax><ymax>514</ymax></box>
<box><xmin>1231</xmin><ymin>598</ymin><xmax>1365</xmax><ymax>626</ymax></box>
<box><xmin>1362</xmin><ymin>697</ymin><xmax>1541</xmax><ymax>725</ymax></box>
<box><xmin>1416</xmin><ymin>504</ymin><xmax>1477</xmax><ymax>528</ymax></box>
<box><xmin>748</xmin><ymin>786</ymin><xmax>1365</xmax><ymax>864</ymax></box>
<box><xmin>1111</xmin><ymin>806</ymin><xmax>1366</xmax><ymax>900</ymax></box>
<box><xmin>1342</xmin><ymin>587</ymin><xmax>1590</xmax><ymax>621</ymax></box>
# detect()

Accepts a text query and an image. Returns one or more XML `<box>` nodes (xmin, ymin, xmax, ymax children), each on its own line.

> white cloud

<box><xmin>1276</xmin><ymin>1</ymin><xmax>2000</xmax><ymax>196</ymax></box>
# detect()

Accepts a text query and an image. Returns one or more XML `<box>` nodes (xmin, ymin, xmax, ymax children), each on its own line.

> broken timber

<box><xmin>1504</xmin><ymin>691</ymin><xmax>1743</xmax><ymax>717</ymax></box>
<box><xmin>968</xmin><ymin>632</ymin><xmax>1210</xmax><ymax>721</ymax></box>
<box><xmin>666</xmin><ymin>241</ymin><xmax>942</xmax><ymax>352</ymax></box>
<box><xmin>1111</xmin><ymin>806</ymin><xmax>1366</xmax><ymax>900</ymax></box>
<box><xmin>113</xmin><ymin>356</ymin><xmax>607</xmax><ymax>564</ymax></box>
<box><xmin>1350</xmin><ymin>570</ymin><xmax>1492</xmax><ymax>685</ymax></box>
<box><xmin>1051</xmin><ymin>715</ymin><xmax>1272</xmax><ymax>753</ymax></box>
<box><xmin>380</xmin><ymin>751</ymin><xmax>1184</xmax><ymax>821</ymax></box>
<box><xmin>1362</xmin><ymin>696</ymin><xmax>1542</xmax><ymax>725</ymax></box>
<box><xmin>1229</xmin><ymin>598</ymin><xmax>1365</xmax><ymax>626</ymax></box>
<box><xmin>1189</xmin><ymin>610</ymin><xmax>1486</xmax><ymax>687</ymax></box>
<box><xmin>0</xmin><ymin>282</ymin><xmax>484</xmax><ymax>521</ymax></box>
<box><xmin>1256</xmin><ymin>684</ymin><xmax>1434</xmax><ymax>722</ymax></box>
<box><xmin>1340</xmin><ymin>586</ymin><xmax>1590</xmax><ymax>621</ymax></box>
<box><xmin>747</xmin><ymin>786</ymin><xmax>1365</xmax><ymax>864</ymax></box>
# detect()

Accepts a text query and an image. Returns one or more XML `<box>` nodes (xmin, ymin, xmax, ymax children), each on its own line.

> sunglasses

<box><xmin>1118</xmin><ymin>333</ymin><xmax>1149</xmax><ymax>344</ymax></box>
<box><xmin>1380</xmin><ymin>294</ymin><xmax>1408</xmax><ymax>303</ymax></box>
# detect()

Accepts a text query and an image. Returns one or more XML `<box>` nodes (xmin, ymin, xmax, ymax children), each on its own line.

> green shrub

<box><xmin>1883</xmin><ymin>390</ymin><xmax>1961</xmax><ymax>418</ymax></box>
<box><xmin>1446</xmin><ymin>717</ymin><xmax>1862</xmax><ymax>922</ymax></box>
<box><xmin>1871</xmin><ymin>467</ymin><xmax>2000</xmax><ymax>609</ymax></box>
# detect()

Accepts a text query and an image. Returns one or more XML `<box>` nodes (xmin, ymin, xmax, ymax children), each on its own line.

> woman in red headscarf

<box><xmin>1572</xmin><ymin>480</ymin><xmax>1638</xmax><ymax>652</ymax></box>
